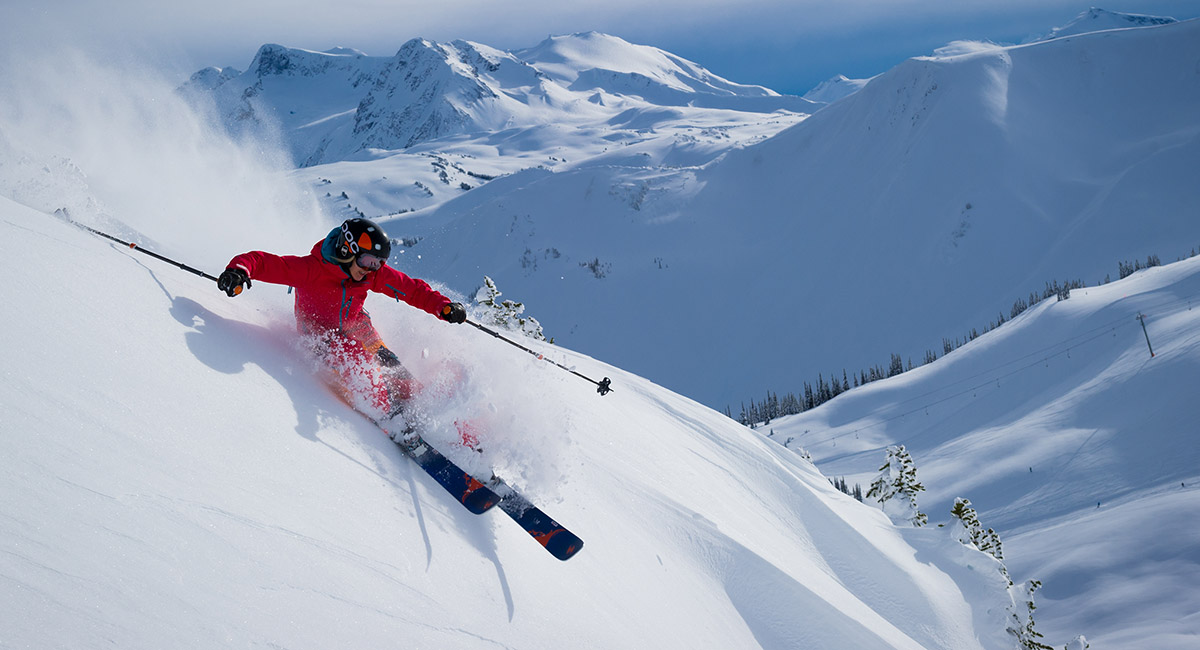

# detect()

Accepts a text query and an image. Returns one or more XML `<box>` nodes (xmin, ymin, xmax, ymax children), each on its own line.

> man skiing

<box><xmin>217</xmin><ymin>217</ymin><xmax>466</xmax><ymax>421</ymax></box>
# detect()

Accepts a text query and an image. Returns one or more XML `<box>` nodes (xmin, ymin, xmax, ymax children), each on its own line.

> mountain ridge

<box><xmin>187</xmin><ymin>33</ymin><xmax>817</xmax><ymax>167</ymax></box>
<box><xmin>1033</xmin><ymin>7</ymin><xmax>1178</xmax><ymax>42</ymax></box>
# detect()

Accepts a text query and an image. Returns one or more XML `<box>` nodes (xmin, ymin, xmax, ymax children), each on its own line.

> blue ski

<box><xmin>369</xmin><ymin>416</ymin><xmax>583</xmax><ymax>559</ymax></box>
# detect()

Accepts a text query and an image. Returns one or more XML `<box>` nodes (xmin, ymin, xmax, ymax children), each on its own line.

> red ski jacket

<box><xmin>227</xmin><ymin>241</ymin><xmax>451</xmax><ymax>341</ymax></box>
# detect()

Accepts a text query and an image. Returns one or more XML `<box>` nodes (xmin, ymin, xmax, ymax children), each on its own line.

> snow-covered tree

<box><xmin>949</xmin><ymin>498</ymin><xmax>1053</xmax><ymax>650</ymax></box>
<box><xmin>473</xmin><ymin>276</ymin><xmax>546</xmax><ymax>341</ymax></box>
<box><xmin>866</xmin><ymin>445</ymin><xmax>927</xmax><ymax>527</ymax></box>
<box><xmin>949</xmin><ymin>498</ymin><xmax>1005</xmax><ymax>563</ymax></box>
<box><xmin>949</xmin><ymin>497</ymin><xmax>982</xmax><ymax>543</ymax></box>
<box><xmin>1007</xmin><ymin>579</ymin><xmax>1054</xmax><ymax>650</ymax></box>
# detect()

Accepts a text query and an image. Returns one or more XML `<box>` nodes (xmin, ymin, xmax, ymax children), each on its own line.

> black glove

<box><xmin>217</xmin><ymin>267</ymin><xmax>251</xmax><ymax>297</ymax></box>
<box><xmin>440</xmin><ymin>302</ymin><xmax>466</xmax><ymax>324</ymax></box>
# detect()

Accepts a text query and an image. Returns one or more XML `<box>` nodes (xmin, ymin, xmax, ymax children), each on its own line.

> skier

<box><xmin>217</xmin><ymin>217</ymin><xmax>466</xmax><ymax>421</ymax></box>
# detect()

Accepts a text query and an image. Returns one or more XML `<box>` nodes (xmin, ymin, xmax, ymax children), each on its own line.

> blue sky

<box><xmin>10</xmin><ymin>1</ymin><xmax>1200</xmax><ymax>95</ymax></box>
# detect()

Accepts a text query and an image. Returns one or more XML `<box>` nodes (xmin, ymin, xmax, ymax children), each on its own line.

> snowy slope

<box><xmin>0</xmin><ymin>197</ymin><xmax>1026</xmax><ymax>649</ymax></box>
<box><xmin>389</xmin><ymin>17</ymin><xmax>1200</xmax><ymax>411</ymax></box>
<box><xmin>769</xmin><ymin>254</ymin><xmax>1200</xmax><ymax>649</ymax></box>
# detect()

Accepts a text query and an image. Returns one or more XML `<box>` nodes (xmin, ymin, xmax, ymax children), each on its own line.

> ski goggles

<box><xmin>356</xmin><ymin>252</ymin><xmax>386</xmax><ymax>270</ymax></box>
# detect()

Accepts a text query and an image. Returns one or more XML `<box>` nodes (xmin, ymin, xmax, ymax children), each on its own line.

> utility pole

<box><xmin>1137</xmin><ymin>313</ymin><xmax>1155</xmax><ymax>358</ymax></box>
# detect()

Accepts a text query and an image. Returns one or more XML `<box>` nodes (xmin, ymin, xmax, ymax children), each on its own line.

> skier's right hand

<box><xmin>217</xmin><ymin>267</ymin><xmax>251</xmax><ymax>297</ymax></box>
<box><xmin>440</xmin><ymin>301</ymin><xmax>467</xmax><ymax>324</ymax></box>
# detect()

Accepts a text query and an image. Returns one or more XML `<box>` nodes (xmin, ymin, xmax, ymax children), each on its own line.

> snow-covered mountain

<box><xmin>2</xmin><ymin>196</ymin><xmax>1035</xmax><ymax>649</ymax></box>
<box><xmin>1032</xmin><ymin>7</ymin><xmax>1178</xmax><ymax>42</ymax></box>
<box><xmin>187</xmin><ymin>32</ymin><xmax>817</xmax><ymax>168</ymax></box>
<box><xmin>389</xmin><ymin>17</ymin><xmax>1200</xmax><ymax>413</ymax></box>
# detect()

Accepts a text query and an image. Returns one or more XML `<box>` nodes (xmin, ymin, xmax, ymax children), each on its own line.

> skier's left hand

<box><xmin>217</xmin><ymin>267</ymin><xmax>251</xmax><ymax>297</ymax></box>
<box><xmin>440</xmin><ymin>302</ymin><xmax>467</xmax><ymax>324</ymax></box>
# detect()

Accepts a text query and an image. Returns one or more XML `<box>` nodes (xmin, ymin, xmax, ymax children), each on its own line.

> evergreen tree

<box><xmin>949</xmin><ymin>497</ymin><xmax>982</xmax><ymax>546</ymax></box>
<box><xmin>866</xmin><ymin>445</ymin><xmax>927</xmax><ymax>527</ymax></box>
<box><xmin>1011</xmin><ymin>297</ymin><xmax>1028</xmax><ymax>319</ymax></box>
<box><xmin>949</xmin><ymin>498</ymin><xmax>1008</xmax><ymax>564</ymax></box>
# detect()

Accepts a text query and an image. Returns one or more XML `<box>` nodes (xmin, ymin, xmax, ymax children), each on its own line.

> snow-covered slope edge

<box><xmin>2</xmin><ymin>199</ymin><xmax>1021</xmax><ymax>648</ymax></box>
<box><xmin>772</xmin><ymin>254</ymin><xmax>1200</xmax><ymax>648</ymax></box>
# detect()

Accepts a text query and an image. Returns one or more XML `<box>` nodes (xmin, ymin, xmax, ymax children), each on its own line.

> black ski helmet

<box><xmin>332</xmin><ymin>217</ymin><xmax>391</xmax><ymax>264</ymax></box>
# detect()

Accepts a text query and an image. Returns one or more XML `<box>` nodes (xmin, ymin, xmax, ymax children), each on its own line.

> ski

<box><xmin>366</xmin><ymin>414</ymin><xmax>583</xmax><ymax>560</ymax></box>
<box><xmin>386</xmin><ymin>426</ymin><xmax>501</xmax><ymax>515</ymax></box>
<box><xmin>488</xmin><ymin>477</ymin><xmax>585</xmax><ymax>561</ymax></box>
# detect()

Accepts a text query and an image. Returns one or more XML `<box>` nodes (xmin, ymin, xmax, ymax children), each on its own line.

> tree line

<box><xmin>729</xmin><ymin>252</ymin><xmax>1186</xmax><ymax>427</ymax></box>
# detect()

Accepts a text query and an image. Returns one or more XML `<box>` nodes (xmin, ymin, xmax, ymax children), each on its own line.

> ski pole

<box><xmin>466</xmin><ymin>318</ymin><xmax>612</xmax><ymax>396</ymax></box>
<box><xmin>73</xmin><ymin>222</ymin><xmax>219</xmax><ymax>283</ymax></box>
